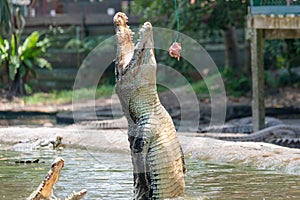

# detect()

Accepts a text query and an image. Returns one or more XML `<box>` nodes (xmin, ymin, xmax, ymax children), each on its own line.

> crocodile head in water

<box><xmin>28</xmin><ymin>157</ymin><xmax>64</xmax><ymax>200</ymax></box>
<box><xmin>28</xmin><ymin>157</ymin><xmax>87</xmax><ymax>200</ymax></box>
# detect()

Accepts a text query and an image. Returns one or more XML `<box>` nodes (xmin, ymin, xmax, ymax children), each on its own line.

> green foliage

<box><xmin>264</xmin><ymin>69</ymin><xmax>300</xmax><ymax>92</ymax></box>
<box><xmin>22</xmin><ymin>85</ymin><xmax>114</xmax><ymax>105</ymax></box>
<box><xmin>264</xmin><ymin>39</ymin><xmax>300</xmax><ymax>88</ymax></box>
<box><xmin>0</xmin><ymin>0</ymin><xmax>12</xmax><ymax>38</ymax></box>
<box><xmin>155</xmin><ymin>49</ymin><xmax>195</xmax><ymax>78</ymax></box>
<box><xmin>278</xmin><ymin>71</ymin><xmax>300</xmax><ymax>87</ymax></box>
<box><xmin>222</xmin><ymin>68</ymin><xmax>251</xmax><ymax>97</ymax></box>
<box><xmin>24</xmin><ymin>83</ymin><xmax>33</xmax><ymax>94</ymax></box>
<box><xmin>0</xmin><ymin>31</ymin><xmax>52</xmax><ymax>82</ymax></box>
<box><xmin>64</xmin><ymin>38</ymin><xmax>85</xmax><ymax>51</ymax></box>
<box><xmin>133</xmin><ymin>0</ymin><xmax>248</xmax><ymax>36</ymax></box>
<box><xmin>0</xmin><ymin>1</ymin><xmax>53</xmax><ymax>97</ymax></box>
<box><xmin>44</xmin><ymin>26</ymin><xmax>70</xmax><ymax>49</ymax></box>
<box><xmin>133</xmin><ymin>0</ymin><xmax>248</xmax><ymax>83</ymax></box>
<box><xmin>264</xmin><ymin>39</ymin><xmax>286</xmax><ymax>70</ymax></box>
<box><xmin>192</xmin><ymin>68</ymin><xmax>251</xmax><ymax>97</ymax></box>
<box><xmin>64</xmin><ymin>35</ymin><xmax>109</xmax><ymax>53</ymax></box>
<box><xmin>47</xmin><ymin>26</ymin><xmax>109</xmax><ymax>51</ymax></box>
<box><xmin>0</xmin><ymin>37</ymin><xmax>9</xmax><ymax>64</ymax></box>
<box><xmin>264</xmin><ymin>70</ymin><xmax>277</xmax><ymax>90</ymax></box>
<box><xmin>265</xmin><ymin>39</ymin><xmax>300</xmax><ymax>70</ymax></box>
<box><xmin>191</xmin><ymin>76</ymin><xmax>211</xmax><ymax>95</ymax></box>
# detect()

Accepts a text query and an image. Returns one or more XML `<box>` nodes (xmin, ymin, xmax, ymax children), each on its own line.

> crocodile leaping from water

<box><xmin>27</xmin><ymin>157</ymin><xmax>87</xmax><ymax>200</ymax></box>
<box><xmin>113</xmin><ymin>12</ymin><xmax>185</xmax><ymax>199</ymax></box>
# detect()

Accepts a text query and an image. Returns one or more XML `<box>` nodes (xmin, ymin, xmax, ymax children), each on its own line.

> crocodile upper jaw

<box><xmin>41</xmin><ymin>157</ymin><xmax>64</xmax><ymax>198</ymax></box>
<box><xmin>28</xmin><ymin>157</ymin><xmax>64</xmax><ymax>199</ymax></box>
<box><xmin>114</xmin><ymin>12</ymin><xmax>155</xmax><ymax>80</ymax></box>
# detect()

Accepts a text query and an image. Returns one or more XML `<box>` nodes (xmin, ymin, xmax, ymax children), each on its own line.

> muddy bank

<box><xmin>0</xmin><ymin>126</ymin><xmax>300</xmax><ymax>175</ymax></box>
<box><xmin>180</xmin><ymin>133</ymin><xmax>300</xmax><ymax>175</ymax></box>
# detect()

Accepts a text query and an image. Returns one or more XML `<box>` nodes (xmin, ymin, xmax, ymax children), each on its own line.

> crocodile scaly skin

<box><xmin>114</xmin><ymin>12</ymin><xmax>185</xmax><ymax>199</ymax></box>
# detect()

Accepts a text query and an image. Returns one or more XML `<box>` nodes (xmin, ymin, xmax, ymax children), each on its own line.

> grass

<box><xmin>191</xmin><ymin>73</ymin><xmax>220</xmax><ymax>96</ymax></box>
<box><xmin>22</xmin><ymin>85</ymin><xmax>114</xmax><ymax>105</ymax></box>
<box><xmin>191</xmin><ymin>69</ymin><xmax>251</xmax><ymax>97</ymax></box>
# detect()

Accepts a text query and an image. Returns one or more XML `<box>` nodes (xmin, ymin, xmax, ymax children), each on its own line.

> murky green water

<box><xmin>0</xmin><ymin>115</ymin><xmax>56</xmax><ymax>126</ymax></box>
<box><xmin>1</xmin><ymin>145</ymin><xmax>300</xmax><ymax>200</ymax></box>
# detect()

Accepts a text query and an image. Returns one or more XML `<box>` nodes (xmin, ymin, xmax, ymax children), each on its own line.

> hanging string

<box><xmin>173</xmin><ymin>0</ymin><xmax>180</xmax><ymax>42</ymax></box>
<box><xmin>169</xmin><ymin>0</ymin><xmax>182</xmax><ymax>61</ymax></box>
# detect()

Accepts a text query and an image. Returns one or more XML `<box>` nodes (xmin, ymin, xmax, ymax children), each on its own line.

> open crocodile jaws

<box><xmin>28</xmin><ymin>157</ymin><xmax>64</xmax><ymax>200</ymax></box>
<box><xmin>27</xmin><ymin>157</ymin><xmax>87</xmax><ymax>200</ymax></box>
<box><xmin>114</xmin><ymin>12</ymin><xmax>185</xmax><ymax>199</ymax></box>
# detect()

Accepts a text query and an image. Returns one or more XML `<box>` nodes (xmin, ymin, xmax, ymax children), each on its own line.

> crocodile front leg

<box><xmin>129</xmin><ymin>132</ymin><xmax>152</xmax><ymax>198</ymax></box>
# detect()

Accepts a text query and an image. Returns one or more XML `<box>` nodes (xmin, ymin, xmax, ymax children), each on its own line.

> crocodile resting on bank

<box><xmin>28</xmin><ymin>157</ymin><xmax>87</xmax><ymax>200</ymax></box>
<box><xmin>72</xmin><ymin>116</ymin><xmax>128</xmax><ymax>130</ymax></box>
<box><xmin>198</xmin><ymin>116</ymin><xmax>283</xmax><ymax>134</ymax></box>
<box><xmin>113</xmin><ymin>12</ymin><xmax>185</xmax><ymax>199</ymax></box>
<box><xmin>200</xmin><ymin>125</ymin><xmax>300</xmax><ymax>148</ymax></box>
<box><xmin>12</xmin><ymin>135</ymin><xmax>63</xmax><ymax>152</ymax></box>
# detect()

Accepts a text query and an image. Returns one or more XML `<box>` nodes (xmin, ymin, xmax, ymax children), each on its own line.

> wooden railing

<box><xmin>250</xmin><ymin>0</ymin><xmax>300</xmax><ymax>14</ymax></box>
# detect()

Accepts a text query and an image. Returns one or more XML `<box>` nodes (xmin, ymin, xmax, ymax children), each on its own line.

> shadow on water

<box><xmin>0</xmin><ymin>112</ymin><xmax>56</xmax><ymax>127</ymax></box>
<box><xmin>1</xmin><ymin>145</ymin><xmax>300</xmax><ymax>199</ymax></box>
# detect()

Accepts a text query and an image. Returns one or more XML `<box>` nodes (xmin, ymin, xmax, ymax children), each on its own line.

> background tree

<box><xmin>133</xmin><ymin>0</ymin><xmax>248</xmax><ymax>70</ymax></box>
<box><xmin>0</xmin><ymin>0</ymin><xmax>13</xmax><ymax>87</ymax></box>
<box><xmin>0</xmin><ymin>0</ymin><xmax>12</xmax><ymax>38</ymax></box>
<box><xmin>0</xmin><ymin>0</ymin><xmax>52</xmax><ymax>99</ymax></box>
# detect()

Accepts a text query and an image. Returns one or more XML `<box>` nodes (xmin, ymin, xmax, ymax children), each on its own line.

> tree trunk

<box><xmin>222</xmin><ymin>26</ymin><xmax>240</xmax><ymax>70</ymax></box>
<box><xmin>2</xmin><ymin>60</ymin><xmax>10</xmax><ymax>85</ymax></box>
<box><xmin>7</xmin><ymin>69</ymin><xmax>26</xmax><ymax>100</ymax></box>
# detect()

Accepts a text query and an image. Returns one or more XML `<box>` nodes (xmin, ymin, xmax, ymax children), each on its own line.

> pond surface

<box><xmin>0</xmin><ymin>114</ymin><xmax>56</xmax><ymax>127</ymax></box>
<box><xmin>0</xmin><ymin>145</ymin><xmax>300</xmax><ymax>200</ymax></box>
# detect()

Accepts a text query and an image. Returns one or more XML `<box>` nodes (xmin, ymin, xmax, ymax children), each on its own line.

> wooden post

<box><xmin>251</xmin><ymin>29</ymin><xmax>265</xmax><ymax>132</ymax></box>
<box><xmin>247</xmin><ymin>15</ymin><xmax>300</xmax><ymax>132</ymax></box>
